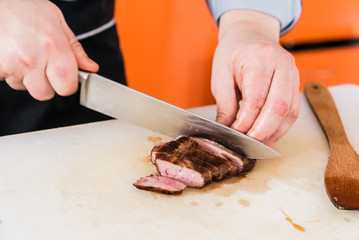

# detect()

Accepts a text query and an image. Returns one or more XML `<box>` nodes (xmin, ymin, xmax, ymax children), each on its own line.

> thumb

<box><xmin>70</xmin><ymin>40</ymin><xmax>99</xmax><ymax>72</ymax></box>
<box><xmin>60</xmin><ymin>16</ymin><xmax>99</xmax><ymax>72</ymax></box>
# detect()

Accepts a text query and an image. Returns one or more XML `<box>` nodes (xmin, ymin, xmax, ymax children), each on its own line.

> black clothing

<box><xmin>52</xmin><ymin>0</ymin><xmax>115</xmax><ymax>36</ymax></box>
<box><xmin>0</xmin><ymin>0</ymin><xmax>126</xmax><ymax>136</ymax></box>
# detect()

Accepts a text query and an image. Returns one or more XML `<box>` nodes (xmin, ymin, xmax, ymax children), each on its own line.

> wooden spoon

<box><xmin>304</xmin><ymin>81</ymin><xmax>359</xmax><ymax>210</ymax></box>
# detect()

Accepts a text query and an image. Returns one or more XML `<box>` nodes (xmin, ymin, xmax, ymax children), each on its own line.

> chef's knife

<box><xmin>79</xmin><ymin>71</ymin><xmax>281</xmax><ymax>159</ymax></box>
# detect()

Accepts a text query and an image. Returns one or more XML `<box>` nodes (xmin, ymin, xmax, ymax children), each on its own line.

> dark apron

<box><xmin>0</xmin><ymin>0</ymin><xmax>126</xmax><ymax>136</ymax></box>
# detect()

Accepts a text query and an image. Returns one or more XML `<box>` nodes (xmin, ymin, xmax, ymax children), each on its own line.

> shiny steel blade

<box><xmin>79</xmin><ymin>71</ymin><xmax>281</xmax><ymax>159</ymax></box>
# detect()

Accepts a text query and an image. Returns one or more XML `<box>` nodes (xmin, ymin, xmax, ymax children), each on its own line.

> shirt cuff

<box><xmin>206</xmin><ymin>0</ymin><xmax>302</xmax><ymax>35</ymax></box>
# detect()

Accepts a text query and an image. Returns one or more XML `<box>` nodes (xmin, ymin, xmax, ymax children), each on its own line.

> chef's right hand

<box><xmin>211</xmin><ymin>10</ymin><xmax>300</xmax><ymax>147</ymax></box>
<box><xmin>0</xmin><ymin>0</ymin><xmax>99</xmax><ymax>100</ymax></box>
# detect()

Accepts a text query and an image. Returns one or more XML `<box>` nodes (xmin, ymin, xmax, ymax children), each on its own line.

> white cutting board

<box><xmin>0</xmin><ymin>85</ymin><xmax>358</xmax><ymax>240</ymax></box>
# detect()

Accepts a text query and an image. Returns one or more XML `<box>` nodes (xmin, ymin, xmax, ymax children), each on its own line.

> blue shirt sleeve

<box><xmin>206</xmin><ymin>0</ymin><xmax>302</xmax><ymax>36</ymax></box>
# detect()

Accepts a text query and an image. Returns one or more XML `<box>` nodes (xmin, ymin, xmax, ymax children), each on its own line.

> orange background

<box><xmin>281</xmin><ymin>0</ymin><xmax>359</xmax><ymax>94</ymax></box>
<box><xmin>115</xmin><ymin>0</ymin><xmax>359</xmax><ymax>109</ymax></box>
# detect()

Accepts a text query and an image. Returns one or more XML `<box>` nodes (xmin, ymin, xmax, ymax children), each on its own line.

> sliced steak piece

<box><xmin>150</xmin><ymin>141</ymin><xmax>180</xmax><ymax>164</ymax></box>
<box><xmin>181</xmin><ymin>156</ymin><xmax>221</xmax><ymax>180</ymax></box>
<box><xmin>140</xmin><ymin>135</ymin><xmax>257</xmax><ymax>194</ymax></box>
<box><xmin>133</xmin><ymin>176</ymin><xmax>187</xmax><ymax>194</ymax></box>
<box><xmin>190</xmin><ymin>137</ymin><xmax>257</xmax><ymax>174</ymax></box>
<box><xmin>152</xmin><ymin>136</ymin><xmax>240</xmax><ymax>180</ymax></box>
<box><xmin>175</xmin><ymin>136</ymin><xmax>239</xmax><ymax>178</ymax></box>
<box><xmin>190</xmin><ymin>137</ymin><xmax>245</xmax><ymax>171</ymax></box>
<box><xmin>151</xmin><ymin>141</ymin><xmax>222</xmax><ymax>180</ymax></box>
<box><xmin>154</xmin><ymin>152</ymin><xmax>212</xmax><ymax>188</ymax></box>
<box><xmin>174</xmin><ymin>135</ymin><xmax>197</xmax><ymax>147</ymax></box>
<box><xmin>199</xmin><ymin>154</ymin><xmax>237</xmax><ymax>179</ymax></box>
<box><xmin>240</xmin><ymin>158</ymin><xmax>257</xmax><ymax>174</ymax></box>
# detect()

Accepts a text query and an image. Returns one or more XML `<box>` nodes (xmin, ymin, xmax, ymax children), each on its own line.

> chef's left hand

<box><xmin>211</xmin><ymin>10</ymin><xmax>301</xmax><ymax>147</ymax></box>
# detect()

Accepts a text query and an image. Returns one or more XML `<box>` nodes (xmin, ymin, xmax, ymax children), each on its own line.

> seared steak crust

<box><xmin>153</xmin><ymin>141</ymin><xmax>228</xmax><ymax>181</ymax></box>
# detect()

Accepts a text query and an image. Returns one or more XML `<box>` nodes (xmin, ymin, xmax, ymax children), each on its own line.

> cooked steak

<box><xmin>241</xmin><ymin>158</ymin><xmax>257</xmax><ymax>174</ymax></box>
<box><xmin>189</xmin><ymin>137</ymin><xmax>245</xmax><ymax>171</ymax></box>
<box><xmin>133</xmin><ymin>176</ymin><xmax>187</xmax><ymax>194</ymax></box>
<box><xmin>152</xmin><ymin>141</ymin><xmax>224</xmax><ymax>181</ymax></box>
<box><xmin>150</xmin><ymin>141</ymin><xmax>180</xmax><ymax>164</ymax></box>
<box><xmin>154</xmin><ymin>152</ymin><xmax>212</xmax><ymax>187</ymax></box>
<box><xmin>153</xmin><ymin>136</ymin><xmax>237</xmax><ymax>180</ymax></box>
<box><xmin>134</xmin><ymin>135</ymin><xmax>257</xmax><ymax>194</ymax></box>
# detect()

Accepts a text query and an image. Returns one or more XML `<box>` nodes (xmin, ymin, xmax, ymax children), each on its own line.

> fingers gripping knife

<box><xmin>78</xmin><ymin>71</ymin><xmax>280</xmax><ymax>159</ymax></box>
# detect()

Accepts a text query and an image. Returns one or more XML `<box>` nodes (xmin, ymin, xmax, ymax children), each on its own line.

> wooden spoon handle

<box><xmin>304</xmin><ymin>81</ymin><xmax>349</xmax><ymax>146</ymax></box>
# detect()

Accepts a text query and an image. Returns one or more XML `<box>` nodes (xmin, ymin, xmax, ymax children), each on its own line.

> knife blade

<box><xmin>79</xmin><ymin>71</ymin><xmax>281</xmax><ymax>159</ymax></box>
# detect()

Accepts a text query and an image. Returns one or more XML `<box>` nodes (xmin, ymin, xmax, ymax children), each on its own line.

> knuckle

<box><xmin>252</xmin><ymin>42</ymin><xmax>276</xmax><ymax>58</ymax></box>
<box><xmin>71</xmin><ymin>40</ymin><xmax>83</xmax><ymax>50</ymax></box>
<box><xmin>216</xmin><ymin>111</ymin><xmax>236</xmax><ymax>126</ymax></box>
<box><xmin>39</xmin><ymin>93</ymin><xmax>55</xmax><ymax>101</ymax></box>
<box><xmin>37</xmin><ymin>29</ymin><xmax>60</xmax><ymax>54</ymax></box>
<box><xmin>23</xmin><ymin>77</ymin><xmax>55</xmax><ymax>101</ymax></box>
<box><xmin>269</xmin><ymin>98</ymin><xmax>290</xmax><ymax>118</ymax></box>
<box><xmin>5</xmin><ymin>77</ymin><xmax>25</xmax><ymax>90</ymax></box>
<box><xmin>3</xmin><ymin>53</ymin><xmax>32</xmax><ymax>73</ymax></box>
<box><xmin>15</xmin><ymin>52</ymin><xmax>34</xmax><ymax>70</ymax></box>
<box><xmin>245</xmin><ymin>94</ymin><xmax>267</xmax><ymax>112</ymax></box>
<box><xmin>251</xmin><ymin>131</ymin><xmax>267</xmax><ymax>143</ymax></box>
<box><xmin>56</xmin><ymin>81</ymin><xmax>78</xmax><ymax>96</ymax></box>
<box><xmin>216</xmin><ymin>111</ymin><xmax>228</xmax><ymax>120</ymax></box>
<box><xmin>34</xmin><ymin>90</ymin><xmax>56</xmax><ymax>101</ymax></box>
<box><xmin>47</xmin><ymin>64</ymin><xmax>78</xmax><ymax>96</ymax></box>
<box><xmin>288</xmin><ymin>105</ymin><xmax>300</xmax><ymax>122</ymax></box>
<box><xmin>283</xmin><ymin>50</ymin><xmax>296</xmax><ymax>66</ymax></box>
<box><xmin>39</xmin><ymin>35</ymin><xmax>57</xmax><ymax>53</ymax></box>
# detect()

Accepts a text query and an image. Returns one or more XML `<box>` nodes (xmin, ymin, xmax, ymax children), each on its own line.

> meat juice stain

<box><xmin>202</xmin><ymin>175</ymin><xmax>247</xmax><ymax>197</ymax></box>
<box><xmin>281</xmin><ymin>210</ymin><xmax>305</xmax><ymax>232</ymax></box>
<box><xmin>190</xmin><ymin>201</ymin><xmax>223</xmax><ymax>207</ymax></box>
<box><xmin>190</xmin><ymin>201</ymin><xmax>199</xmax><ymax>206</ymax></box>
<box><xmin>238</xmin><ymin>199</ymin><xmax>250</xmax><ymax>207</ymax></box>
<box><xmin>142</xmin><ymin>155</ymin><xmax>151</xmax><ymax>163</ymax></box>
<box><xmin>215</xmin><ymin>201</ymin><xmax>223</xmax><ymax>207</ymax></box>
<box><xmin>147</xmin><ymin>136</ymin><xmax>163</xmax><ymax>146</ymax></box>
